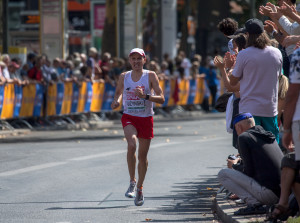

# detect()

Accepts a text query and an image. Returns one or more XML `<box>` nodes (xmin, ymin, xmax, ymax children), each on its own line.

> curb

<box><xmin>214</xmin><ymin>191</ymin><xmax>266</xmax><ymax>223</ymax></box>
<box><xmin>0</xmin><ymin>129</ymin><xmax>31</xmax><ymax>139</ymax></box>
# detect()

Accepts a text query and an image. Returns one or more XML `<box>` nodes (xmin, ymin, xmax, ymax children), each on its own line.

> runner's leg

<box><xmin>137</xmin><ymin>138</ymin><xmax>151</xmax><ymax>188</ymax></box>
<box><xmin>124</xmin><ymin>125</ymin><xmax>138</xmax><ymax>182</ymax></box>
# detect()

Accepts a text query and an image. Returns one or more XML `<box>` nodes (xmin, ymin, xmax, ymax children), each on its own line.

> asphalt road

<box><xmin>0</xmin><ymin>114</ymin><xmax>236</xmax><ymax>223</ymax></box>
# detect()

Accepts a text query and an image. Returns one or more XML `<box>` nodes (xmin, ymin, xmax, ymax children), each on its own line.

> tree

<box><xmin>101</xmin><ymin>0</ymin><xmax>117</xmax><ymax>56</ymax></box>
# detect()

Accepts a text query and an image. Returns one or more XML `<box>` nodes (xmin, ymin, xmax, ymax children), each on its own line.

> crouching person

<box><xmin>218</xmin><ymin>113</ymin><xmax>283</xmax><ymax>215</ymax></box>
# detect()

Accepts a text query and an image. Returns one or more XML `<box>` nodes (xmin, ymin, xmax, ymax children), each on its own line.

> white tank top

<box><xmin>123</xmin><ymin>70</ymin><xmax>154</xmax><ymax>117</ymax></box>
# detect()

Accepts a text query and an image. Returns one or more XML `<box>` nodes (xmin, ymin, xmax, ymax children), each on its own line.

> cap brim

<box><xmin>228</xmin><ymin>28</ymin><xmax>246</xmax><ymax>38</ymax></box>
<box><xmin>129</xmin><ymin>52</ymin><xmax>145</xmax><ymax>57</ymax></box>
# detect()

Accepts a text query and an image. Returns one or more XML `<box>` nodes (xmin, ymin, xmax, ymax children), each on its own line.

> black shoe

<box><xmin>234</xmin><ymin>204</ymin><xmax>267</xmax><ymax>216</ymax></box>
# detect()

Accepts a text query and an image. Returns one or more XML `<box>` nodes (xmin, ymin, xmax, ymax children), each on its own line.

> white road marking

<box><xmin>0</xmin><ymin>162</ymin><xmax>67</xmax><ymax>177</ymax></box>
<box><xmin>0</xmin><ymin>136</ymin><xmax>227</xmax><ymax>177</ymax></box>
<box><xmin>69</xmin><ymin>150</ymin><xmax>126</xmax><ymax>161</ymax></box>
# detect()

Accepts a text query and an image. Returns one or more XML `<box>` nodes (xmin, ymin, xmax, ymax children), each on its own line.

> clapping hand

<box><xmin>224</xmin><ymin>52</ymin><xmax>236</xmax><ymax>70</ymax></box>
<box><xmin>278</xmin><ymin>1</ymin><xmax>296</xmax><ymax>17</ymax></box>
<box><xmin>264</xmin><ymin>20</ymin><xmax>277</xmax><ymax>33</ymax></box>
<box><xmin>259</xmin><ymin>5</ymin><xmax>274</xmax><ymax>17</ymax></box>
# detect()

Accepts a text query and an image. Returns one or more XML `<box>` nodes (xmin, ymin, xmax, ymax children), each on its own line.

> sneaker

<box><xmin>134</xmin><ymin>188</ymin><xmax>144</xmax><ymax>206</ymax></box>
<box><xmin>125</xmin><ymin>181</ymin><xmax>136</xmax><ymax>198</ymax></box>
<box><xmin>234</xmin><ymin>204</ymin><xmax>266</xmax><ymax>216</ymax></box>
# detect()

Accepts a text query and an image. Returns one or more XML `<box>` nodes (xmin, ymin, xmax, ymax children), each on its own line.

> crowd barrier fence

<box><xmin>0</xmin><ymin>77</ymin><xmax>216</xmax><ymax>120</ymax></box>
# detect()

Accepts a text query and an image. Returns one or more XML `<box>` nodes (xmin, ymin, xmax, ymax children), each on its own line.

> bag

<box><xmin>226</xmin><ymin>95</ymin><xmax>234</xmax><ymax>133</ymax></box>
<box><xmin>215</xmin><ymin>92</ymin><xmax>233</xmax><ymax>112</ymax></box>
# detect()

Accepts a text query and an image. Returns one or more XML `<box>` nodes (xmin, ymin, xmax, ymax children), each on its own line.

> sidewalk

<box><xmin>214</xmin><ymin>190</ymin><xmax>266</xmax><ymax>223</ymax></box>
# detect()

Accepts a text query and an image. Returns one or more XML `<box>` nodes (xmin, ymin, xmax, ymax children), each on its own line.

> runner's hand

<box><xmin>111</xmin><ymin>100</ymin><xmax>120</xmax><ymax>109</ymax></box>
<box><xmin>134</xmin><ymin>86</ymin><xmax>145</xmax><ymax>99</ymax></box>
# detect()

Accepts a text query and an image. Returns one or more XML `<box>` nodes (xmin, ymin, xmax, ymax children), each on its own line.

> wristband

<box><xmin>271</xmin><ymin>30</ymin><xmax>277</xmax><ymax>38</ymax></box>
<box><xmin>145</xmin><ymin>94</ymin><xmax>150</xmax><ymax>100</ymax></box>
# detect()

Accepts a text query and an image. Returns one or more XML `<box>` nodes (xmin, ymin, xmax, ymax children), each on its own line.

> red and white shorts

<box><xmin>121</xmin><ymin>113</ymin><xmax>154</xmax><ymax>139</ymax></box>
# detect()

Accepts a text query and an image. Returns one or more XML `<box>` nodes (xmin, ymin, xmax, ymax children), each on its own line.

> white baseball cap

<box><xmin>129</xmin><ymin>48</ymin><xmax>145</xmax><ymax>57</ymax></box>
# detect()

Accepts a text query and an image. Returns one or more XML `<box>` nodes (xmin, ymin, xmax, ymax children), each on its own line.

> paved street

<box><xmin>0</xmin><ymin>114</ymin><xmax>236</xmax><ymax>223</ymax></box>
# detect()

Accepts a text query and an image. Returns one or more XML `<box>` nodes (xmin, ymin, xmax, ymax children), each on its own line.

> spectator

<box><xmin>60</xmin><ymin>60</ymin><xmax>74</xmax><ymax>82</ymax></box>
<box><xmin>0</xmin><ymin>61</ymin><xmax>6</xmax><ymax>83</ymax></box>
<box><xmin>28</xmin><ymin>56</ymin><xmax>44</xmax><ymax>82</ymax></box>
<box><xmin>110</xmin><ymin>57</ymin><xmax>123</xmax><ymax>83</ymax></box>
<box><xmin>278</xmin><ymin>74</ymin><xmax>289</xmax><ymax>127</ymax></box>
<box><xmin>52</xmin><ymin>58</ymin><xmax>64</xmax><ymax>77</ymax></box>
<box><xmin>160</xmin><ymin>61</ymin><xmax>171</xmax><ymax>77</ymax></box>
<box><xmin>8</xmin><ymin>62</ymin><xmax>22</xmax><ymax>84</ymax></box>
<box><xmin>80</xmin><ymin>53</ymin><xmax>87</xmax><ymax>67</ymax></box>
<box><xmin>87</xmin><ymin>47</ymin><xmax>100</xmax><ymax>80</ymax></box>
<box><xmin>72</xmin><ymin>57</ymin><xmax>83</xmax><ymax>82</ymax></box>
<box><xmin>260</xmin><ymin>1</ymin><xmax>298</xmax><ymax>59</ymax></box>
<box><xmin>42</xmin><ymin>57</ymin><xmax>54</xmax><ymax>84</ymax></box>
<box><xmin>26</xmin><ymin>53</ymin><xmax>36</xmax><ymax>70</ymax></box>
<box><xmin>163</xmin><ymin>53</ymin><xmax>174</xmax><ymax>75</ymax></box>
<box><xmin>218</xmin><ymin>113</ymin><xmax>283</xmax><ymax>216</ymax></box>
<box><xmin>179</xmin><ymin>51</ymin><xmax>192</xmax><ymax>78</ymax></box>
<box><xmin>229</xmin><ymin>18</ymin><xmax>282</xmax><ymax>143</ymax></box>
<box><xmin>217</xmin><ymin>18</ymin><xmax>239</xmax><ymax>54</ymax></box>
<box><xmin>279</xmin><ymin>46</ymin><xmax>300</xmax><ymax>220</ymax></box>
<box><xmin>204</xmin><ymin>59</ymin><xmax>220</xmax><ymax>111</ymax></box>
<box><xmin>1</xmin><ymin>54</ymin><xmax>11</xmax><ymax>80</ymax></box>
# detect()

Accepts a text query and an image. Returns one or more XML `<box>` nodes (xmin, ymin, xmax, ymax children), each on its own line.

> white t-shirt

<box><xmin>181</xmin><ymin>58</ymin><xmax>191</xmax><ymax>78</ymax></box>
<box><xmin>289</xmin><ymin>48</ymin><xmax>300</xmax><ymax>121</ymax></box>
<box><xmin>123</xmin><ymin>70</ymin><xmax>154</xmax><ymax>117</ymax></box>
<box><xmin>232</xmin><ymin>46</ymin><xmax>282</xmax><ymax>117</ymax></box>
<box><xmin>279</xmin><ymin>16</ymin><xmax>300</xmax><ymax>56</ymax></box>
<box><xmin>228</xmin><ymin>39</ymin><xmax>235</xmax><ymax>55</ymax></box>
<box><xmin>2</xmin><ymin>67</ymin><xmax>10</xmax><ymax>79</ymax></box>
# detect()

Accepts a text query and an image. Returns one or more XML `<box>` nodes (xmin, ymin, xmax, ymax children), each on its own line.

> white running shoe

<box><xmin>134</xmin><ymin>188</ymin><xmax>144</xmax><ymax>206</ymax></box>
<box><xmin>125</xmin><ymin>181</ymin><xmax>136</xmax><ymax>198</ymax></box>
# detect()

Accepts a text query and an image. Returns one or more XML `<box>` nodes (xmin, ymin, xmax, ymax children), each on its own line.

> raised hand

<box><xmin>278</xmin><ymin>2</ymin><xmax>295</xmax><ymax>17</ymax></box>
<box><xmin>213</xmin><ymin>56</ymin><xmax>225</xmax><ymax>70</ymax></box>
<box><xmin>224</xmin><ymin>52</ymin><xmax>236</xmax><ymax>70</ymax></box>
<box><xmin>259</xmin><ymin>5</ymin><xmax>273</xmax><ymax>17</ymax></box>
<box><xmin>266</xmin><ymin>2</ymin><xmax>277</xmax><ymax>12</ymax></box>
<box><xmin>265</xmin><ymin>20</ymin><xmax>278</xmax><ymax>31</ymax></box>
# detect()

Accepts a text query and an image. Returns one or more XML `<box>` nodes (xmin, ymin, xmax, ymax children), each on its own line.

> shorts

<box><xmin>253</xmin><ymin>115</ymin><xmax>279</xmax><ymax>143</ymax></box>
<box><xmin>121</xmin><ymin>113</ymin><xmax>154</xmax><ymax>139</ymax></box>
<box><xmin>293</xmin><ymin>121</ymin><xmax>300</xmax><ymax>161</ymax></box>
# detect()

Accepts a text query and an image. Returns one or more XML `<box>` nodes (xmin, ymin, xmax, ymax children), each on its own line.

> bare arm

<box><xmin>111</xmin><ymin>72</ymin><xmax>125</xmax><ymax>109</ymax></box>
<box><xmin>229</xmin><ymin>75</ymin><xmax>240</xmax><ymax>87</ymax></box>
<box><xmin>221</xmin><ymin>69</ymin><xmax>240</xmax><ymax>92</ymax></box>
<box><xmin>149</xmin><ymin>71</ymin><xmax>165</xmax><ymax>104</ymax></box>
<box><xmin>283</xmin><ymin>83</ymin><xmax>300</xmax><ymax>151</ymax></box>
<box><xmin>213</xmin><ymin>56</ymin><xmax>239</xmax><ymax>92</ymax></box>
<box><xmin>278</xmin><ymin>2</ymin><xmax>300</xmax><ymax>25</ymax></box>
<box><xmin>259</xmin><ymin>5</ymin><xmax>289</xmax><ymax>36</ymax></box>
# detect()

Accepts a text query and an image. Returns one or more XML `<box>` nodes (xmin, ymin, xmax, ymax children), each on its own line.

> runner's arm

<box><xmin>148</xmin><ymin>71</ymin><xmax>165</xmax><ymax>104</ymax></box>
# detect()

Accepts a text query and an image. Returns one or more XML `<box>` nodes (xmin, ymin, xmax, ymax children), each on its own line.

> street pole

<box><xmin>2</xmin><ymin>0</ymin><xmax>9</xmax><ymax>53</ymax></box>
<box><xmin>250</xmin><ymin>0</ymin><xmax>256</xmax><ymax>18</ymax></box>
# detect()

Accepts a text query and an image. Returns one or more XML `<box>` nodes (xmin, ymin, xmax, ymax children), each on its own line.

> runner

<box><xmin>111</xmin><ymin>48</ymin><xmax>165</xmax><ymax>206</ymax></box>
